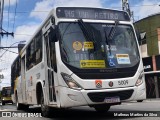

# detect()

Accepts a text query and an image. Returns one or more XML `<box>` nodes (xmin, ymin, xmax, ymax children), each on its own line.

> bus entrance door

<box><xmin>45</xmin><ymin>33</ymin><xmax>57</xmax><ymax>103</ymax></box>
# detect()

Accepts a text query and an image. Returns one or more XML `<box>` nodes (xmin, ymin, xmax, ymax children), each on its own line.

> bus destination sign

<box><xmin>56</xmin><ymin>7</ymin><xmax>130</xmax><ymax>21</ymax></box>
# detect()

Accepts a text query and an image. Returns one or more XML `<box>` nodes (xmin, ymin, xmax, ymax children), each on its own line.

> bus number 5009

<box><xmin>118</xmin><ymin>80</ymin><xmax>128</xmax><ymax>86</ymax></box>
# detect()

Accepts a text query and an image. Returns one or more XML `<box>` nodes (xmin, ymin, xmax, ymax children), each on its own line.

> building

<box><xmin>134</xmin><ymin>13</ymin><xmax>160</xmax><ymax>99</ymax></box>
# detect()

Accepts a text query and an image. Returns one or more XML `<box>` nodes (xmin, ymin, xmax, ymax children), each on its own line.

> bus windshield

<box><xmin>58</xmin><ymin>22</ymin><xmax>139</xmax><ymax>69</ymax></box>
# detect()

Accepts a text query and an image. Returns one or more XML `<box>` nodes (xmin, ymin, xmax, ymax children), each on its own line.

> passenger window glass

<box><xmin>26</xmin><ymin>31</ymin><xmax>43</xmax><ymax>70</ymax></box>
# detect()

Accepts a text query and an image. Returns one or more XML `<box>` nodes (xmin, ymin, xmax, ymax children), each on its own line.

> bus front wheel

<box><xmin>16</xmin><ymin>95</ymin><xmax>23</xmax><ymax>110</ymax></box>
<box><xmin>41</xmin><ymin>93</ymin><xmax>51</xmax><ymax>117</ymax></box>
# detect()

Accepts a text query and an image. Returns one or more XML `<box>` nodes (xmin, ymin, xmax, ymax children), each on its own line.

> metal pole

<box><xmin>154</xmin><ymin>76</ymin><xmax>160</xmax><ymax>98</ymax></box>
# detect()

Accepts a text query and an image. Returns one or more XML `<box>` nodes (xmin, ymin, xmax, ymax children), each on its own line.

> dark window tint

<box><xmin>26</xmin><ymin>31</ymin><xmax>43</xmax><ymax>70</ymax></box>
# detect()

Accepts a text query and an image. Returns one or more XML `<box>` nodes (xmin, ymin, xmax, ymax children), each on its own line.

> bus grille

<box><xmin>87</xmin><ymin>89</ymin><xmax>134</xmax><ymax>102</ymax></box>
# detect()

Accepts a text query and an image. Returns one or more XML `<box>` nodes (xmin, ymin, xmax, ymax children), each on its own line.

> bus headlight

<box><xmin>61</xmin><ymin>73</ymin><xmax>83</xmax><ymax>90</ymax></box>
<box><xmin>135</xmin><ymin>73</ymin><xmax>144</xmax><ymax>86</ymax></box>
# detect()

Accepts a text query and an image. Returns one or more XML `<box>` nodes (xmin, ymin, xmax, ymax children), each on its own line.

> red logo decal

<box><xmin>95</xmin><ymin>80</ymin><xmax>102</xmax><ymax>88</ymax></box>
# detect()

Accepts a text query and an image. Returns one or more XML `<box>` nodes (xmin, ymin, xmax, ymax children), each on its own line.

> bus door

<box><xmin>21</xmin><ymin>55</ymin><xmax>27</xmax><ymax>103</ymax></box>
<box><xmin>44</xmin><ymin>31</ymin><xmax>57</xmax><ymax>103</ymax></box>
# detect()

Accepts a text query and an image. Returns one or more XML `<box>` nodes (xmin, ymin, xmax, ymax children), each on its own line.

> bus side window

<box><xmin>35</xmin><ymin>35</ymin><xmax>42</xmax><ymax>64</ymax></box>
<box><xmin>26</xmin><ymin>46</ymin><xmax>30</xmax><ymax>70</ymax></box>
<box><xmin>50</xmin><ymin>42</ymin><xmax>56</xmax><ymax>69</ymax></box>
<box><xmin>26</xmin><ymin>41</ymin><xmax>35</xmax><ymax>70</ymax></box>
<box><xmin>49</xmin><ymin>31</ymin><xmax>57</xmax><ymax>72</ymax></box>
<box><xmin>26</xmin><ymin>31</ymin><xmax>42</xmax><ymax>70</ymax></box>
<box><xmin>36</xmin><ymin>49</ymin><xmax>41</xmax><ymax>63</ymax></box>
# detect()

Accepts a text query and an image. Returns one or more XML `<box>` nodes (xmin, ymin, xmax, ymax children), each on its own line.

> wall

<box><xmin>135</xmin><ymin>14</ymin><xmax>160</xmax><ymax>56</ymax></box>
<box><xmin>140</xmin><ymin>44</ymin><xmax>148</xmax><ymax>57</ymax></box>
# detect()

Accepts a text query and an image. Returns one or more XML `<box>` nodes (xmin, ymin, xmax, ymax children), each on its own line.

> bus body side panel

<box><xmin>11</xmin><ymin>77</ymin><xmax>19</xmax><ymax>103</ymax></box>
<box><xmin>16</xmin><ymin>76</ymin><xmax>23</xmax><ymax>103</ymax></box>
<box><xmin>25</xmin><ymin>62</ymin><xmax>45</xmax><ymax>104</ymax></box>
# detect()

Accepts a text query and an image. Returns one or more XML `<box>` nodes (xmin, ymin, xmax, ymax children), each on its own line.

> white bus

<box><xmin>11</xmin><ymin>7</ymin><xmax>146</xmax><ymax>117</ymax></box>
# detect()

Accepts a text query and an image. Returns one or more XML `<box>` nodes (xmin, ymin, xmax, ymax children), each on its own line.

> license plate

<box><xmin>105</xmin><ymin>96</ymin><xmax>120</xmax><ymax>103</ymax></box>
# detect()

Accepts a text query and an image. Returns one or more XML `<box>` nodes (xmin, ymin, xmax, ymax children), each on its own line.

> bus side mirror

<box><xmin>49</xmin><ymin>25</ymin><xmax>58</xmax><ymax>42</ymax></box>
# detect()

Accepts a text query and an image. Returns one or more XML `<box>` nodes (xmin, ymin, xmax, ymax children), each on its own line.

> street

<box><xmin>0</xmin><ymin>99</ymin><xmax>160</xmax><ymax>120</ymax></box>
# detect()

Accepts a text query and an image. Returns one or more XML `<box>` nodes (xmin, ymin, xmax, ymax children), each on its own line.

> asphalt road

<box><xmin>0</xmin><ymin>99</ymin><xmax>160</xmax><ymax>120</ymax></box>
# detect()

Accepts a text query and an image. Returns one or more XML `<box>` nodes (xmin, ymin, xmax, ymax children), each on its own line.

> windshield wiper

<box><xmin>77</xmin><ymin>19</ymin><xmax>95</xmax><ymax>43</ymax></box>
<box><xmin>104</xmin><ymin>21</ymin><xmax>119</xmax><ymax>55</ymax></box>
<box><xmin>108</xmin><ymin>21</ymin><xmax>119</xmax><ymax>40</ymax></box>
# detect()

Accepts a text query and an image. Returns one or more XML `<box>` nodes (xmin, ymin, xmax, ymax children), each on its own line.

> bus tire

<box><xmin>41</xmin><ymin>92</ymin><xmax>51</xmax><ymax>117</ymax></box>
<box><xmin>16</xmin><ymin>94</ymin><xmax>24</xmax><ymax>110</ymax></box>
<box><xmin>23</xmin><ymin>104</ymin><xmax>29</xmax><ymax>110</ymax></box>
<box><xmin>137</xmin><ymin>100</ymin><xmax>143</xmax><ymax>102</ymax></box>
<box><xmin>94</xmin><ymin>104</ymin><xmax>110</xmax><ymax>113</ymax></box>
<box><xmin>16</xmin><ymin>101</ymin><xmax>23</xmax><ymax>110</ymax></box>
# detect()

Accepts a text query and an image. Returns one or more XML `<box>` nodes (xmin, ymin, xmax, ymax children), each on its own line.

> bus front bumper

<box><xmin>59</xmin><ymin>84</ymin><xmax>146</xmax><ymax>108</ymax></box>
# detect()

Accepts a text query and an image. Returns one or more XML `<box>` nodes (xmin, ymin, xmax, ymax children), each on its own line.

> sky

<box><xmin>0</xmin><ymin>0</ymin><xmax>160</xmax><ymax>88</ymax></box>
